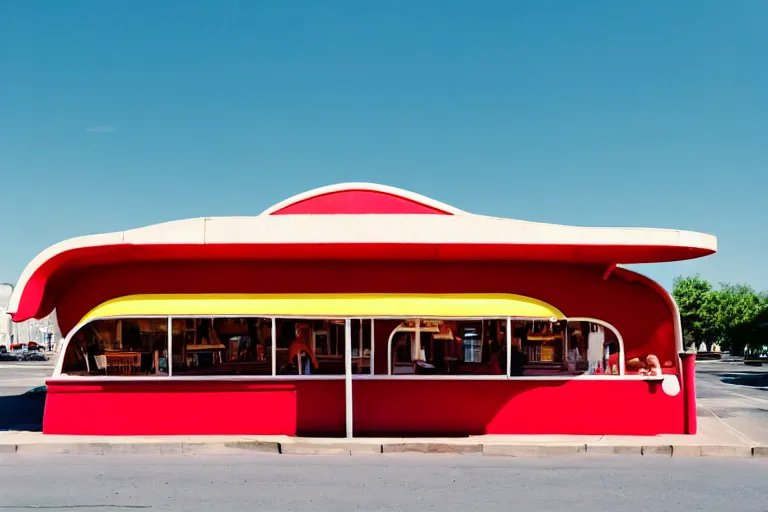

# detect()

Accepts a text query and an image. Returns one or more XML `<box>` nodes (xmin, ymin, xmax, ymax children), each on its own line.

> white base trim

<box><xmin>46</xmin><ymin>374</ymin><xmax>665</xmax><ymax>383</ymax></box>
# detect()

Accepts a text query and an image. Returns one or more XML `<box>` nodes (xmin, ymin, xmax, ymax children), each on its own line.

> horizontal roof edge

<box><xmin>7</xmin><ymin>181</ymin><xmax>718</xmax><ymax>321</ymax></box>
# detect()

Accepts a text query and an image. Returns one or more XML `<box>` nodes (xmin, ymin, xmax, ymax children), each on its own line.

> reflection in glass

<box><xmin>171</xmin><ymin>318</ymin><xmax>272</xmax><ymax>376</ymax></box>
<box><xmin>61</xmin><ymin>318</ymin><xmax>169</xmax><ymax>376</ymax></box>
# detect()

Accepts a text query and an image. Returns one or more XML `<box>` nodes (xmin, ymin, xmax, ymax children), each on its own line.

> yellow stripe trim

<box><xmin>80</xmin><ymin>293</ymin><xmax>564</xmax><ymax>324</ymax></box>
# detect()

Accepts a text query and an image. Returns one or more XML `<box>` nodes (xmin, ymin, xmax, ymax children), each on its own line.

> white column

<box><xmin>358</xmin><ymin>320</ymin><xmax>363</xmax><ymax>372</ymax></box>
<box><xmin>345</xmin><ymin>318</ymin><xmax>353</xmax><ymax>438</ymax></box>
<box><xmin>271</xmin><ymin>318</ymin><xmax>277</xmax><ymax>376</ymax></box>
<box><xmin>369</xmin><ymin>320</ymin><xmax>375</xmax><ymax>375</ymax></box>
<box><xmin>167</xmin><ymin>317</ymin><xmax>173</xmax><ymax>377</ymax></box>
<box><xmin>414</xmin><ymin>320</ymin><xmax>421</xmax><ymax>361</ymax></box>
<box><xmin>506</xmin><ymin>317</ymin><xmax>511</xmax><ymax>378</ymax></box>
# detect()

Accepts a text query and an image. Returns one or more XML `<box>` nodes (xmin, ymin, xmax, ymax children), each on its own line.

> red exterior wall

<box><xmin>54</xmin><ymin>260</ymin><xmax>676</xmax><ymax>365</ymax></box>
<box><xmin>44</xmin><ymin>378</ymin><xmax>683</xmax><ymax>436</ymax></box>
<box><xmin>41</xmin><ymin>259</ymin><xmax>686</xmax><ymax>436</ymax></box>
<box><xmin>681</xmin><ymin>353</ymin><xmax>697</xmax><ymax>434</ymax></box>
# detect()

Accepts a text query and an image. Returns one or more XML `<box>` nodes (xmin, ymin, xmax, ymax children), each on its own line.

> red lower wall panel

<box><xmin>294</xmin><ymin>380</ymin><xmax>345</xmax><ymax>436</ymax></box>
<box><xmin>43</xmin><ymin>380</ymin><xmax>344</xmax><ymax>436</ymax></box>
<box><xmin>352</xmin><ymin>379</ymin><xmax>685</xmax><ymax>436</ymax></box>
<box><xmin>43</xmin><ymin>378</ymin><xmax>683</xmax><ymax>436</ymax></box>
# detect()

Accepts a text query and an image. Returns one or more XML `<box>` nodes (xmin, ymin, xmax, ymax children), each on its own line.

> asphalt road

<box><xmin>0</xmin><ymin>453</ymin><xmax>766</xmax><ymax>511</ymax></box>
<box><xmin>695</xmin><ymin>361</ymin><xmax>768</xmax><ymax>446</ymax></box>
<box><xmin>0</xmin><ymin>360</ymin><xmax>55</xmax><ymax>396</ymax></box>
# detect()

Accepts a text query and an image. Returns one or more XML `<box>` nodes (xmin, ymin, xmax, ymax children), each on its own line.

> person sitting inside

<box><xmin>509</xmin><ymin>345</ymin><xmax>527</xmax><ymax>376</ymax></box>
<box><xmin>645</xmin><ymin>354</ymin><xmax>662</xmax><ymax>376</ymax></box>
<box><xmin>638</xmin><ymin>354</ymin><xmax>662</xmax><ymax>376</ymax></box>
<box><xmin>489</xmin><ymin>339</ymin><xmax>502</xmax><ymax>375</ymax></box>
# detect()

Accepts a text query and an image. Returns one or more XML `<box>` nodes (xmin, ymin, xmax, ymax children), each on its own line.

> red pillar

<box><xmin>680</xmin><ymin>352</ymin><xmax>697</xmax><ymax>434</ymax></box>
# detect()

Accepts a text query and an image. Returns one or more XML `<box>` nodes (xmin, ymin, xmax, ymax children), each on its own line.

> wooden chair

<box><xmin>94</xmin><ymin>355</ymin><xmax>108</xmax><ymax>375</ymax></box>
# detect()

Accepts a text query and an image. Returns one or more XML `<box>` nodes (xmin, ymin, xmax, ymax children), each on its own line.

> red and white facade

<box><xmin>8</xmin><ymin>183</ymin><xmax>717</xmax><ymax>437</ymax></box>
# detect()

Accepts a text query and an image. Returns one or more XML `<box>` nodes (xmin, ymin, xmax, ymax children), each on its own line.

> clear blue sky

<box><xmin>1</xmin><ymin>0</ymin><xmax>766</xmax><ymax>292</ymax></box>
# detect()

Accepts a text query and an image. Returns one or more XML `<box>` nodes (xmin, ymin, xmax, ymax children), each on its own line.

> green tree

<box><xmin>744</xmin><ymin>306</ymin><xmax>768</xmax><ymax>356</ymax></box>
<box><xmin>672</xmin><ymin>275</ymin><xmax>715</xmax><ymax>350</ymax></box>
<box><xmin>715</xmin><ymin>284</ymin><xmax>768</xmax><ymax>355</ymax></box>
<box><xmin>673</xmin><ymin>275</ymin><xmax>768</xmax><ymax>355</ymax></box>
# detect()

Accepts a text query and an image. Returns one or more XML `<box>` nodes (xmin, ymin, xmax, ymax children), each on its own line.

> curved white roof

<box><xmin>8</xmin><ymin>182</ymin><xmax>717</xmax><ymax>319</ymax></box>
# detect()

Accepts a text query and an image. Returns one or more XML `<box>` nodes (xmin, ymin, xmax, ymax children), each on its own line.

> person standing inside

<box><xmin>288</xmin><ymin>324</ymin><xmax>319</xmax><ymax>375</ymax></box>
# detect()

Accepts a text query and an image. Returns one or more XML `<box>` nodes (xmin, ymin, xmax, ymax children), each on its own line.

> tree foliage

<box><xmin>672</xmin><ymin>275</ymin><xmax>714</xmax><ymax>349</ymax></box>
<box><xmin>672</xmin><ymin>275</ymin><xmax>768</xmax><ymax>354</ymax></box>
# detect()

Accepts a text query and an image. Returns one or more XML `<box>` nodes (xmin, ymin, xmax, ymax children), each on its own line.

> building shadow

<box><xmin>719</xmin><ymin>372</ymin><xmax>768</xmax><ymax>389</ymax></box>
<box><xmin>0</xmin><ymin>389</ymin><xmax>45</xmax><ymax>431</ymax></box>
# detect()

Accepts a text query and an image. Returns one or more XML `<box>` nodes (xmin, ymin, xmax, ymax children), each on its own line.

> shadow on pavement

<box><xmin>0</xmin><ymin>388</ymin><xmax>45</xmax><ymax>431</ymax></box>
<box><xmin>719</xmin><ymin>372</ymin><xmax>768</xmax><ymax>389</ymax></box>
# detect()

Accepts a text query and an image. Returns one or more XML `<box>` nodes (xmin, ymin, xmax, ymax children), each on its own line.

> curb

<box><xmin>699</xmin><ymin>446</ymin><xmax>754</xmax><ymax>458</ymax></box>
<box><xmin>383</xmin><ymin>443</ymin><xmax>482</xmax><ymax>455</ymax></box>
<box><xmin>282</xmin><ymin>442</ymin><xmax>381</xmax><ymax>455</ymax></box>
<box><xmin>641</xmin><ymin>446</ymin><xmax>673</xmax><ymax>456</ymax></box>
<box><xmin>184</xmin><ymin>441</ymin><xmax>281</xmax><ymax>454</ymax></box>
<box><xmin>483</xmin><ymin>444</ymin><xmax>587</xmax><ymax>457</ymax></box>
<box><xmin>14</xmin><ymin>442</ymin><xmax>186</xmax><ymax>455</ymax></box>
<box><xmin>671</xmin><ymin>445</ymin><xmax>702</xmax><ymax>457</ymax></box>
<box><xmin>585</xmin><ymin>445</ymin><xmax>642</xmax><ymax>455</ymax></box>
<box><xmin>1</xmin><ymin>442</ymin><xmax>764</xmax><ymax>458</ymax></box>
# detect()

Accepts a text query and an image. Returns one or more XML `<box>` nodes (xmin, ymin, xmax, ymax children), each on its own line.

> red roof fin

<box><xmin>269</xmin><ymin>189</ymin><xmax>454</xmax><ymax>215</ymax></box>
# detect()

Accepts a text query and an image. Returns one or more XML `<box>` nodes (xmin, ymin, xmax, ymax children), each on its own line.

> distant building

<box><xmin>0</xmin><ymin>283</ymin><xmax>12</xmax><ymax>348</ymax></box>
<box><xmin>0</xmin><ymin>308</ymin><xmax>11</xmax><ymax>348</ymax></box>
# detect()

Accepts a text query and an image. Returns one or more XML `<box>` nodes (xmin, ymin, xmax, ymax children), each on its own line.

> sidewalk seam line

<box><xmin>726</xmin><ymin>392</ymin><xmax>768</xmax><ymax>407</ymax></box>
<box><xmin>698</xmin><ymin>402</ymin><xmax>759</xmax><ymax>446</ymax></box>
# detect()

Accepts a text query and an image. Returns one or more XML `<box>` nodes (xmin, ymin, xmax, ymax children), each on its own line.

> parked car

<box><xmin>23</xmin><ymin>350</ymin><xmax>47</xmax><ymax>361</ymax></box>
<box><xmin>0</xmin><ymin>345</ymin><xmax>20</xmax><ymax>361</ymax></box>
<box><xmin>5</xmin><ymin>342</ymin><xmax>47</xmax><ymax>362</ymax></box>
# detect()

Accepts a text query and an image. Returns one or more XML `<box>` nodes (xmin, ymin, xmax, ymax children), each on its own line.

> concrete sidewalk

<box><xmin>1</xmin><ymin>416</ymin><xmax>764</xmax><ymax>457</ymax></box>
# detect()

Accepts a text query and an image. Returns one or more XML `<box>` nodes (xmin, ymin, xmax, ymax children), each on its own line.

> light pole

<box><xmin>39</xmin><ymin>326</ymin><xmax>50</xmax><ymax>351</ymax></box>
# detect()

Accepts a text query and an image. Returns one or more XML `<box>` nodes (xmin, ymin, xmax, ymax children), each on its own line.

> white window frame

<box><xmin>565</xmin><ymin>317</ymin><xmax>625</xmax><ymax>376</ymax></box>
<box><xmin>53</xmin><ymin>314</ymin><xmax>634</xmax><ymax>381</ymax></box>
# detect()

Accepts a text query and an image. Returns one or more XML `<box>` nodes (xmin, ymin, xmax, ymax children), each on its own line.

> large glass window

<box><xmin>274</xmin><ymin>318</ymin><xmax>372</xmax><ymax>375</ymax></box>
<box><xmin>60</xmin><ymin>315</ymin><xmax>627</xmax><ymax>379</ymax></box>
<box><xmin>387</xmin><ymin>318</ymin><xmax>626</xmax><ymax>377</ymax></box>
<box><xmin>171</xmin><ymin>317</ymin><xmax>272</xmax><ymax>376</ymax></box>
<box><xmin>566</xmin><ymin>320</ymin><xmax>626</xmax><ymax>375</ymax></box>
<box><xmin>61</xmin><ymin>318</ymin><xmax>169</xmax><ymax>376</ymax></box>
<box><xmin>514</xmin><ymin>319</ymin><xmax>566</xmax><ymax>374</ymax></box>
<box><xmin>388</xmin><ymin>319</ymin><xmax>508</xmax><ymax>375</ymax></box>
<box><xmin>350</xmin><ymin>319</ymin><xmax>373</xmax><ymax>375</ymax></box>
